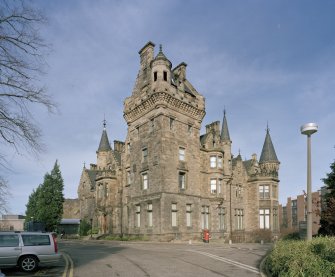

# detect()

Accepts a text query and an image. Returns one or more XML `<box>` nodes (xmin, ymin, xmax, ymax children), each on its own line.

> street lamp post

<box><xmin>300</xmin><ymin>123</ymin><xmax>318</xmax><ymax>241</ymax></box>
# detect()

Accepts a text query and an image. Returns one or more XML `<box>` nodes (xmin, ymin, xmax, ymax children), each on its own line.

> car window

<box><xmin>21</xmin><ymin>235</ymin><xmax>50</xmax><ymax>246</ymax></box>
<box><xmin>0</xmin><ymin>235</ymin><xmax>19</xmax><ymax>247</ymax></box>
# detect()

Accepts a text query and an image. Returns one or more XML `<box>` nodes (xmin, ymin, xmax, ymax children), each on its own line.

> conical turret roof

<box><xmin>259</xmin><ymin>127</ymin><xmax>279</xmax><ymax>163</ymax></box>
<box><xmin>97</xmin><ymin>121</ymin><xmax>111</xmax><ymax>152</ymax></box>
<box><xmin>154</xmin><ymin>44</ymin><xmax>172</xmax><ymax>67</ymax></box>
<box><xmin>220</xmin><ymin>110</ymin><xmax>231</xmax><ymax>142</ymax></box>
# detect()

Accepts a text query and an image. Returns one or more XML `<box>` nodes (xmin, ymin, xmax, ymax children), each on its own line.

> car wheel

<box><xmin>19</xmin><ymin>255</ymin><xmax>38</xmax><ymax>272</ymax></box>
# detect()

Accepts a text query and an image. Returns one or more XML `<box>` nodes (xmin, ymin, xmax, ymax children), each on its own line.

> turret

<box><xmin>151</xmin><ymin>45</ymin><xmax>172</xmax><ymax>90</ymax></box>
<box><xmin>259</xmin><ymin>126</ymin><xmax>280</xmax><ymax>177</ymax></box>
<box><xmin>96</xmin><ymin>120</ymin><xmax>111</xmax><ymax>169</ymax></box>
<box><xmin>220</xmin><ymin>110</ymin><xmax>232</xmax><ymax>175</ymax></box>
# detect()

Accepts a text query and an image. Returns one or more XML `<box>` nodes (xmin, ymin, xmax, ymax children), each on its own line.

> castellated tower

<box><xmin>122</xmin><ymin>42</ymin><xmax>206</xmax><ymax>239</ymax></box>
<box><xmin>76</xmin><ymin>42</ymin><xmax>280</xmax><ymax>242</ymax></box>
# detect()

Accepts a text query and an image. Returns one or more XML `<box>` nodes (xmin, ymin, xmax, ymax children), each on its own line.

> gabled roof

<box><xmin>232</xmin><ymin>154</ymin><xmax>242</xmax><ymax>167</ymax></box>
<box><xmin>259</xmin><ymin>128</ymin><xmax>279</xmax><ymax>163</ymax></box>
<box><xmin>220</xmin><ymin>110</ymin><xmax>231</xmax><ymax>142</ymax></box>
<box><xmin>243</xmin><ymin>159</ymin><xmax>253</xmax><ymax>172</ymax></box>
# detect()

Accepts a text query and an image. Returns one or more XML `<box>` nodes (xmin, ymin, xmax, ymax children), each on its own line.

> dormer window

<box><xmin>163</xmin><ymin>71</ymin><xmax>167</xmax><ymax>81</ymax></box>
<box><xmin>154</xmin><ymin>71</ymin><xmax>157</xmax><ymax>81</ymax></box>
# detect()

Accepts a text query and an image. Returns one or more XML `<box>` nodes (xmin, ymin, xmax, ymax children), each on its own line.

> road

<box><xmin>2</xmin><ymin>240</ymin><xmax>271</xmax><ymax>277</ymax></box>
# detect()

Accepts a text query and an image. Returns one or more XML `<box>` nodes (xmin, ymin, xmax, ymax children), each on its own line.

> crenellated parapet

<box><xmin>96</xmin><ymin>170</ymin><xmax>117</xmax><ymax>181</ymax></box>
<box><xmin>124</xmin><ymin>91</ymin><xmax>205</xmax><ymax>124</ymax></box>
<box><xmin>259</xmin><ymin>162</ymin><xmax>280</xmax><ymax>178</ymax></box>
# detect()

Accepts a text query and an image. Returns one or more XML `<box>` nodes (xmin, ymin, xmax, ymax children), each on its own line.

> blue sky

<box><xmin>3</xmin><ymin>0</ymin><xmax>335</xmax><ymax>215</ymax></box>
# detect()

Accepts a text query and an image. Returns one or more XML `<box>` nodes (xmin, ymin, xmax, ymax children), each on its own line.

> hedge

<box><xmin>265</xmin><ymin>237</ymin><xmax>335</xmax><ymax>277</ymax></box>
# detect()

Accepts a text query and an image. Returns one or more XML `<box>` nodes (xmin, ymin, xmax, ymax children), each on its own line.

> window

<box><xmin>210</xmin><ymin>179</ymin><xmax>217</xmax><ymax>194</ymax></box>
<box><xmin>154</xmin><ymin>71</ymin><xmax>157</xmax><ymax>81</ymax></box>
<box><xmin>218</xmin><ymin>156</ymin><xmax>223</xmax><ymax>168</ymax></box>
<box><xmin>127</xmin><ymin>142</ymin><xmax>131</xmax><ymax>152</ymax></box>
<box><xmin>179</xmin><ymin>172</ymin><xmax>186</xmax><ymax>190</ymax></box>
<box><xmin>186</xmin><ymin>204</ymin><xmax>192</xmax><ymax>227</ymax></box>
<box><xmin>259</xmin><ymin>209</ymin><xmax>270</xmax><ymax>229</ymax></box>
<box><xmin>188</xmin><ymin>125</ymin><xmax>192</xmax><ymax>133</ymax></box>
<box><xmin>235</xmin><ymin>209</ymin><xmax>244</xmax><ymax>230</ymax></box>
<box><xmin>170</xmin><ymin>118</ymin><xmax>174</xmax><ymax>130</ymax></box>
<box><xmin>22</xmin><ymin>235</ymin><xmax>50</xmax><ymax>246</ymax></box>
<box><xmin>179</xmin><ymin>147</ymin><xmax>185</xmax><ymax>161</ymax></box>
<box><xmin>172</xmin><ymin>203</ymin><xmax>178</xmax><ymax>227</ymax></box>
<box><xmin>219</xmin><ymin>207</ymin><xmax>226</xmax><ymax>230</ymax></box>
<box><xmin>0</xmin><ymin>235</ymin><xmax>19</xmax><ymax>247</ymax></box>
<box><xmin>218</xmin><ymin>179</ymin><xmax>222</xmax><ymax>194</ymax></box>
<box><xmin>142</xmin><ymin>148</ymin><xmax>148</xmax><ymax>163</ymax></box>
<box><xmin>259</xmin><ymin>185</ymin><xmax>270</xmax><ymax>199</ymax></box>
<box><xmin>136</xmin><ymin>205</ymin><xmax>141</xmax><ymax>227</ymax></box>
<box><xmin>236</xmin><ymin>185</ymin><xmax>242</xmax><ymax>198</ymax></box>
<box><xmin>210</xmin><ymin>156</ymin><xmax>217</xmax><ymax>168</ymax></box>
<box><xmin>163</xmin><ymin>71</ymin><xmax>167</xmax><ymax>81</ymax></box>
<box><xmin>201</xmin><ymin>205</ymin><xmax>210</xmax><ymax>229</ymax></box>
<box><xmin>142</xmin><ymin>173</ymin><xmax>148</xmax><ymax>190</ymax></box>
<box><xmin>210</xmin><ymin>155</ymin><xmax>223</xmax><ymax>168</ymax></box>
<box><xmin>127</xmin><ymin>171</ymin><xmax>131</xmax><ymax>186</ymax></box>
<box><xmin>292</xmin><ymin>200</ymin><xmax>298</xmax><ymax>226</ymax></box>
<box><xmin>147</xmin><ymin>203</ymin><xmax>153</xmax><ymax>227</ymax></box>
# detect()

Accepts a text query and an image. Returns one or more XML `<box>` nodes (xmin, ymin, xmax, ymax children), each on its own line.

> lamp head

<box><xmin>301</xmin><ymin>123</ymin><xmax>318</xmax><ymax>136</ymax></box>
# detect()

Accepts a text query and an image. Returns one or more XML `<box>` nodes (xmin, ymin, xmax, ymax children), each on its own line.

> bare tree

<box><xmin>0</xmin><ymin>0</ymin><xmax>55</xmax><ymax>212</ymax></box>
<box><xmin>0</xmin><ymin>176</ymin><xmax>9</xmax><ymax>214</ymax></box>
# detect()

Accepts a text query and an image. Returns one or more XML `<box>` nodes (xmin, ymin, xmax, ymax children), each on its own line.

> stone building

<box><xmin>77</xmin><ymin>42</ymin><xmax>280</xmax><ymax>241</ymax></box>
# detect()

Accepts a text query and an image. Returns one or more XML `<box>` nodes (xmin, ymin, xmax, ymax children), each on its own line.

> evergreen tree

<box><xmin>319</xmin><ymin>159</ymin><xmax>335</xmax><ymax>235</ymax></box>
<box><xmin>25</xmin><ymin>185</ymin><xmax>42</xmax><ymax>224</ymax></box>
<box><xmin>25</xmin><ymin>161</ymin><xmax>65</xmax><ymax>231</ymax></box>
<box><xmin>38</xmin><ymin>161</ymin><xmax>65</xmax><ymax>231</ymax></box>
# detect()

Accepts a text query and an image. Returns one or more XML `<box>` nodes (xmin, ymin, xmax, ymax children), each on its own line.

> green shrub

<box><xmin>266</xmin><ymin>237</ymin><xmax>335</xmax><ymax>277</ymax></box>
<box><xmin>79</xmin><ymin>219</ymin><xmax>91</xmax><ymax>236</ymax></box>
<box><xmin>281</xmin><ymin>231</ymin><xmax>301</xmax><ymax>241</ymax></box>
<box><xmin>88</xmin><ymin>227</ymin><xmax>99</xmax><ymax>235</ymax></box>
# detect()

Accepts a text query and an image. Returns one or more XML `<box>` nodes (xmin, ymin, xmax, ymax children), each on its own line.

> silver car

<box><xmin>0</xmin><ymin>232</ymin><xmax>61</xmax><ymax>272</ymax></box>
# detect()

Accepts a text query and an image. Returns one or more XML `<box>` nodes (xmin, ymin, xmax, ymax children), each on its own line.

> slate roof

<box><xmin>98</xmin><ymin>129</ymin><xmax>111</xmax><ymax>152</ymax></box>
<box><xmin>243</xmin><ymin>159</ymin><xmax>253</xmax><ymax>172</ymax></box>
<box><xmin>60</xmin><ymin>219</ymin><xmax>80</xmax><ymax>225</ymax></box>
<box><xmin>220</xmin><ymin>110</ymin><xmax>230</xmax><ymax>142</ymax></box>
<box><xmin>200</xmin><ymin>134</ymin><xmax>208</xmax><ymax>146</ymax></box>
<box><xmin>154</xmin><ymin>45</ymin><xmax>172</xmax><ymax>67</ymax></box>
<box><xmin>259</xmin><ymin>128</ymin><xmax>279</xmax><ymax>163</ymax></box>
<box><xmin>184</xmin><ymin>84</ymin><xmax>196</xmax><ymax>97</ymax></box>
<box><xmin>86</xmin><ymin>170</ymin><xmax>97</xmax><ymax>190</ymax></box>
<box><xmin>232</xmin><ymin>154</ymin><xmax>242</xmax><ymax>167</ymax></box>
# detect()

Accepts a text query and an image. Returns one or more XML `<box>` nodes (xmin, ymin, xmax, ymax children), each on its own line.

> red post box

<box><xmin>203</xmin><ymin>229</ymin><xmax>210</xmax><ymax>243</ymax></box>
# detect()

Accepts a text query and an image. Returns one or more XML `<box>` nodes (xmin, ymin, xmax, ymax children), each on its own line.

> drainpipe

<box><xmin>229</xmin><ymin>179</ymin><xmax>233</xmax><ymax>241</ymax></box>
